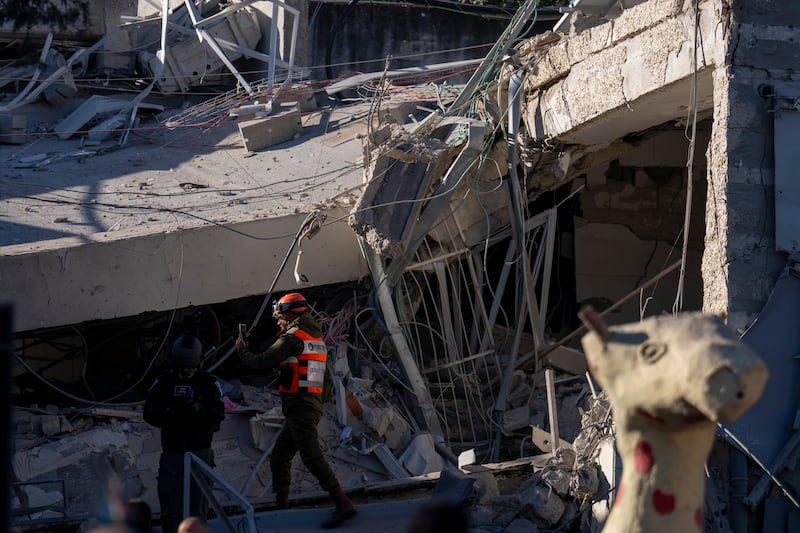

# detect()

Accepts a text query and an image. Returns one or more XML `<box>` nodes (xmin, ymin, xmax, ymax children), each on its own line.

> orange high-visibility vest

<box><xmin>278</xmin><ymin>328</ymin><xmax>327</xmax><ymax>394</ymax></box>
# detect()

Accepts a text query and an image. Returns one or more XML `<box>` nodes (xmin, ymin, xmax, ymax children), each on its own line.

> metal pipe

<box><xmin>730</xmin><ymin>446</ymin><xmax>749</xmax><ymax>533</ymax></box>
<box><xmin>478</xmin><ymin>239</ymin><xmax>516</xmax><ymax>355</ymax></box>
<box><xmin>185</xmin><ymin>452</ymin><xmax>258</xmax><ymax>532</ymax></box>
<box><xmin>493</xmin><ymin>67</ymin><xmax>528</xmax><ymax>411</ymax></box>
<box><xmin>545</xmin><ymin>368</ymin><xmax>560</xmax><ymax>454</ymax></box>
<box><xmin>208</xmin><ymin>212</ymin><xmax>317</xmax><ymax>372</ymax></box>
<box><xmin>491</xmin><ymin>67</ymin><xmax>527</xmax><ymax>461</ymax></box>
<box><xmin>422</xmin><ymin>350</ymin><xmax>494</xmax><ymax>374</ymax></box>
<box><xmin>744</xmin><ymin>428</ymin><xmax>800</xmax><ymax>508</ymax></box>
<box><xmin>447</xmin><ymin>0</ymin><xmax>543</xmax><ymax>116</ymax></box>
<box><xmin>359</xmin><ymin>237</ymin><xmax>443</xmax><ymax>437</ymax></box>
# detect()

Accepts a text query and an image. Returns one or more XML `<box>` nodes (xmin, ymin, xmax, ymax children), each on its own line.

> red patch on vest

<box><xmin>695</xmin><ymin>507</ymin><xmax>703</xmax><ymax>528</ymax></box>
<box><xmin>634</xmin><ymin>440</ymin><xmax>654</xmax><ymax>475</ymax></box>
<box><xmin>652</xmin><ymin>489</ymin><xmax>676</xmax><ymax>515</ymax></box>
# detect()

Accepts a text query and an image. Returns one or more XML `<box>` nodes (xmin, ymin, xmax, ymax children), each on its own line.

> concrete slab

<box><xmin>0</xmin><ymin>94</ymin><xmax>373</xmax><ymax>332</ymax></box>
<box><xmin>521</xmin><ymin>0</ymin><xmax>721</xmax><ymax>146</ymax></box>
<box><xmin>238</xmin><ymin>106</ymin><xmax>303</xmax><ymax>151</ymax></box>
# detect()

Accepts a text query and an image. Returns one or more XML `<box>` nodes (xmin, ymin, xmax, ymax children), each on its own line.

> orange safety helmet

<box><xmin>273</xmin><ymin>292</ymin><xmax>309</xmax><ymax>317</ymax></box>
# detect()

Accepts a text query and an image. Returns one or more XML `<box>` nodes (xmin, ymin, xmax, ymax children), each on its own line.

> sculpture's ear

<box><xmin>579</xmin><ymin>306</ymin><xmax>611</xmax><ymax>343</ymax></box>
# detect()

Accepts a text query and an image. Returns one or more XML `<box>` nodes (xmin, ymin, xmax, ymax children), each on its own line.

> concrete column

<box><xmin>702</xmin><ymin>0</ymin><xmax>800</xmax><ymax>332</ymax></box>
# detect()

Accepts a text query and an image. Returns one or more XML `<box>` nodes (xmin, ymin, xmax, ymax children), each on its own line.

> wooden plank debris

<box><xmin>86</xmin><ymin>407</ymin><xmax>141</xmax><ymax>420</ymax></box>
<box><xmin>544</xmin><ymin>368</ymin><xmax>561</xmax><ymax>454</ymax></box>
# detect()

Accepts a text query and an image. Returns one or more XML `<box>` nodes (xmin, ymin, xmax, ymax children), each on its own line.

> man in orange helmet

<box><xmin>235</xmin><ymin>292</ymin><xmax>357</xmax><ymax>529</ymax></box>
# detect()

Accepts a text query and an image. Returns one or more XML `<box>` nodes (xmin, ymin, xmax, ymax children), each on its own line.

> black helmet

<box><xmin>171</xmin><ymin>335</ymin><xmax>202</xmax><ymax>368</ymax></box>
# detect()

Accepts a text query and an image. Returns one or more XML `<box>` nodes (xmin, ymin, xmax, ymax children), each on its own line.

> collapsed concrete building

<box><xmin>2</xmin><ymin>0</ymin><xmax>800</xmax><ymax>531</ymax></box>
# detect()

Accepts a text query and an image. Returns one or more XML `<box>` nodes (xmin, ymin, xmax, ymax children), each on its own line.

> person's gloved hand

<box><xmin>176</xmin><ymin>397</ymin><xmax>201</xmax><ymax>417</ymax></box>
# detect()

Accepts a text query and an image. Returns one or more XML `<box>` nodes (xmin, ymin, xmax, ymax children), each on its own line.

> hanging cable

<box><xmin>12</xmin><ymin>235</ymin><xmax>186</xmax><ymax>406</ymax></box>
<box><xmin>717</xmin><ymin>424</ymin><xmax>800</xmax><ymax>509</ymax></box>
<box><xmin>673</xmin><ymin>0</ymin><xmax>700</xmax><ymax>314</ymax></box>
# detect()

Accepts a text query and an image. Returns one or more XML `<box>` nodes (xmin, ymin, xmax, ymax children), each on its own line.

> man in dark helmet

<box><xmin>235</xmin><ymin>292</ymin><xmax>357</xmax><ymax>529</ymax></box>
<box><xmin>143</xmin><ymin>335</ymin><xmax>225</xmax><ymax>533</ymax></box>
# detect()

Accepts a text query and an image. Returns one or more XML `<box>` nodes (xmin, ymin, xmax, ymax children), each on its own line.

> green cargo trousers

<box><xmin>157</xmin><ymin>448</ymin><xmax>214</xmax><ymax>533</ymax></box>
<box><xmin>271</xmin><ymin>394</ymin><xmax>339</xmax><ymax>496</ymax></box>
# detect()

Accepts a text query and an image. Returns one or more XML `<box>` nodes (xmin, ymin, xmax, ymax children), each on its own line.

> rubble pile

<box><xmin>11</xmin><ymin>346</ymin><xmax>620</xmax><ymax>532</ymax></box>
<box><xmin>470</xmin><ymin>392</ymin><xmax>614</xmax><ymax>532</ymax></box>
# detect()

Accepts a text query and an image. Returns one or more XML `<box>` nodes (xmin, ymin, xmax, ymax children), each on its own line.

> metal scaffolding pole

<box><xmin>359</xmin><ymin>238</ymin><xmax>444</xmax><ymax>439</ymax></box>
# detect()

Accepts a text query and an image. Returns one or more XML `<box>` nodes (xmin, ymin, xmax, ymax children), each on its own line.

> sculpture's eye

<box><xmin>638</xmin><ymin>341</ymin><xmax>667</xmax><ymax>364</ymax></box>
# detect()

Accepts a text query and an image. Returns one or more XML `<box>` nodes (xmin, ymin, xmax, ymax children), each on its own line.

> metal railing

<box><xmin>183</xmin><ymin>451</ymin><xmax>258</xmax><ymax>533</ymax></box>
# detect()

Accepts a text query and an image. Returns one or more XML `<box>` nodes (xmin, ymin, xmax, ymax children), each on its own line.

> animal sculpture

<box><xmin>579</xmin><ymin>309</ymin><xmax>768</xmax><ymax>533</ymax></box>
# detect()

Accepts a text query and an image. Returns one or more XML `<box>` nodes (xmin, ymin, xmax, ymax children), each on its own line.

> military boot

<box><xmin>320</xmin><ymin>487</ymin><xmax>357</xmax><ymax>529</ymax></box>
<box><xmin>276</xmin><ymin>493</ymin><xmax>289</xmax><ymax>510</ymax></box>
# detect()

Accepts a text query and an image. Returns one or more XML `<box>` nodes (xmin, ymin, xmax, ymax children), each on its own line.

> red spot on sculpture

<box><xmin>652</xmin><ymin>489</ymin><xmax>676</xmax><ymax>515</ymax></box>
<box><xmin>695</xmin><ymin>507</ymin><xmax>703</xmax><ymax>529</ymax></box>
<box><xmin>634</xmin><ymin>440</ymin><xmax>654</xmax><ymax>474</ymax></box>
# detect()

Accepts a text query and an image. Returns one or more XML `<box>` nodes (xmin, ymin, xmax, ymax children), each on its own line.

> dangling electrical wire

<box><xmin>12</xmin><ymin>235</ymin><xmax>187</xmax><ymax>407</ymax></box>
<box><xmin>294</xmin><ymin>211</ymin><xmax>326</xmax><ymax>286</ymax></box>
<box><xmin>207</xmin><ymin>210</ymin><xmax>326</xmax><ymax>372</ymax></box>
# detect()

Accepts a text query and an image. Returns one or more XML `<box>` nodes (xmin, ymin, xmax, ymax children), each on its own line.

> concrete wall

<box><xmin>575</xmin><ymin>127</ymin><xmax>708</xmax><ymax>325</ymax></box>
<box><xmin>514</xmin><ymin>0</ymin><xmax>798</xmax><ymax>330</ymax></box>
<box><xmin>511</xmin><ymin>0</ymin><xmax>723</xmax><ymax>326</ymax></box>
<box><xmin>702</xmin><ymin>0</ymin><xmax>800</xmax><ymax>330</ymax></box>
<box><xmin>0</xmin><ymin>0</ymin><xmax>137</xmax><ymax>43</ymax></box>
<box><xmin>520</xmin><ymin>0</ymin><xmax>725</xmax><ymax>145</ymax></box>
<box><xmin>307</xmin><ymin>3</ymin><xmax>537</xmax><ymax>81</ymax></box>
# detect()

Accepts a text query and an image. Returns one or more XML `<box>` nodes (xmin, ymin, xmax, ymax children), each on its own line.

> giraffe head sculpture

<box><xmin>579</xmin><ymin>308</ymin><xmax>768</xmax><ymax>533</ymax></box>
